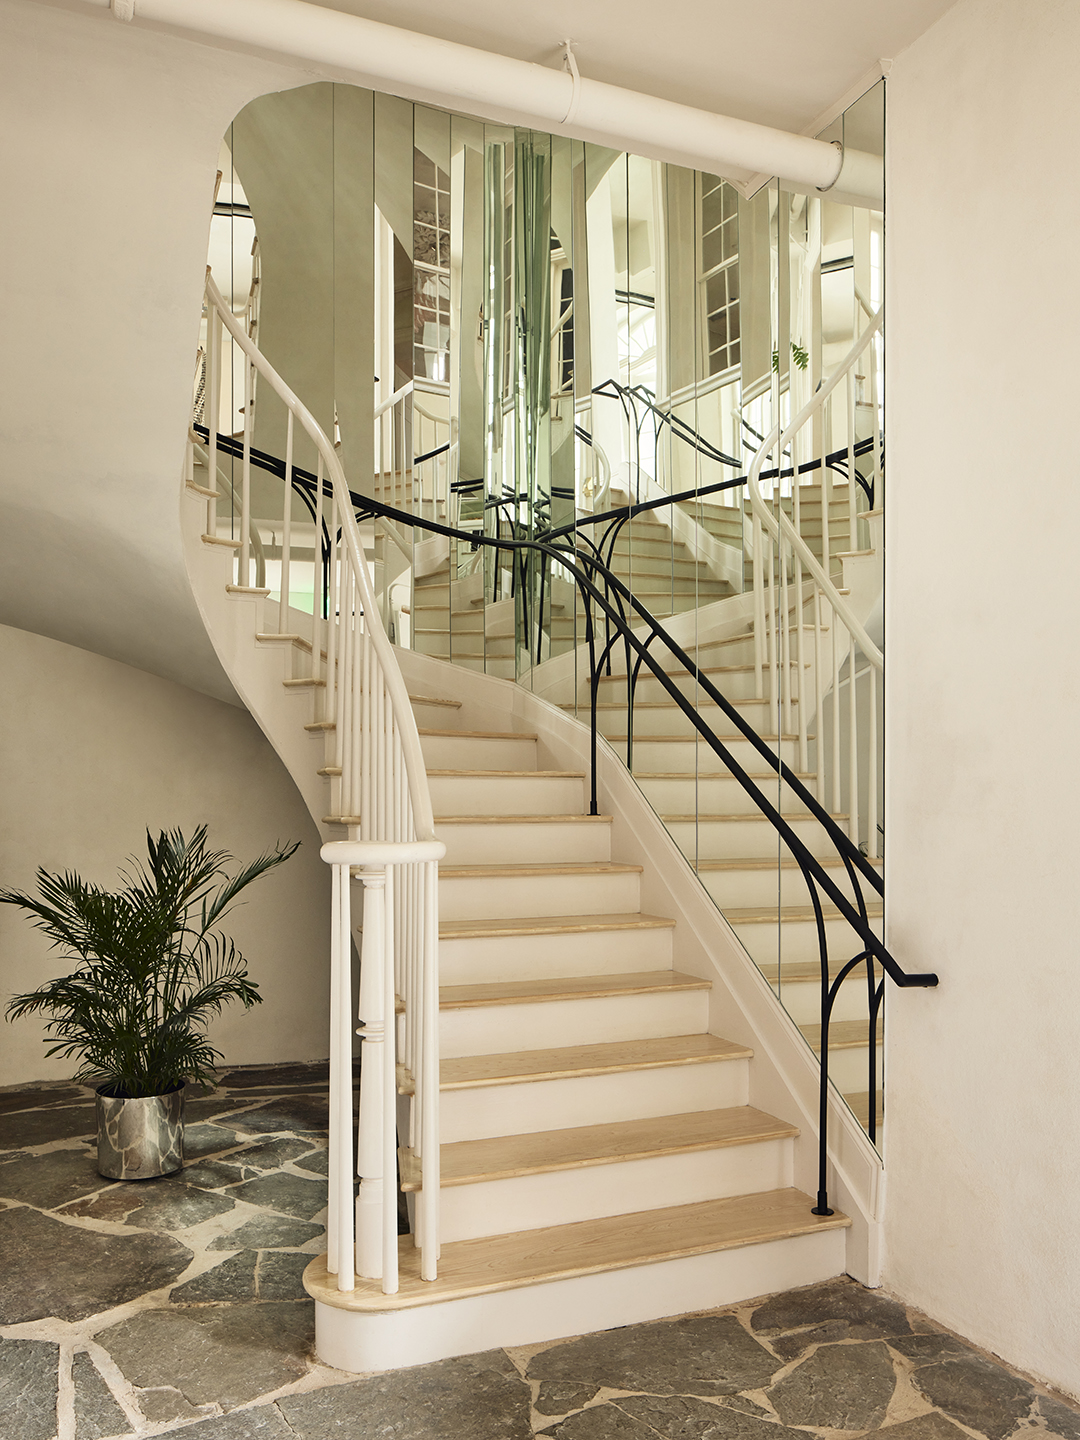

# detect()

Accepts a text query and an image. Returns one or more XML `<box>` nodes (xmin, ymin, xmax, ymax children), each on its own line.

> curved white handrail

<box><xmin>205</xmin><ymin>270</ymin><xmax>436</xmax><ymax>839</ymax></box>
<box><xmin>374</xmin><ymin>379</ymin><xmax>412</xmax><ymax>420</ymax></box>
<box><xmin>746</xmin><ymin>305</ymin><xmax>885</xmax><ymax>671</ymax></box>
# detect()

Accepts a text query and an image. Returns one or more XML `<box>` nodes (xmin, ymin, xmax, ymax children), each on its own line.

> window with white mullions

<box><xmin>698</xmin><ymin>175</ymin><xmax>741</xmax><ymax>378</ymax></box>
<box><xmin>413</xmin><ymin>147</ymin><xmax>452</xmax><ymax>382</ymax></box>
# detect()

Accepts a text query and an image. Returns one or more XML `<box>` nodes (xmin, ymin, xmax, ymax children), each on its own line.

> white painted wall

<box><xmin>0</xmin><ymin>0</ymin><xmax>310</xmax><ymax>700</ymax></box>
<box><xmin>0</xmin><ymin>623</ymin><xmax>331</xmax><ymax>1087</ymax></box>
<box><xmin>884</xmin><ymin>0</ymin><xmax>1080</xmax><ymax>1398</ymax></box>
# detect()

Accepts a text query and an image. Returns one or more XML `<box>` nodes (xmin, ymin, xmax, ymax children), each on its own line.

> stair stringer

<box><xmin>394</xmin><ymin>644</ymin><xmax>885</xmax><ymax>1286</ymax></box>
<box><xmin>179</xmin><ymin>488</ymin><xmax>336</xmax><ymax>842</ymax></box>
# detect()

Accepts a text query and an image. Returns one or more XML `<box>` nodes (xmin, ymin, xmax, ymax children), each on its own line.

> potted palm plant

<box><xmin>2</xmin><ymin>826</ymin><xmax>298</xmax><ymax>1180</ymax></box>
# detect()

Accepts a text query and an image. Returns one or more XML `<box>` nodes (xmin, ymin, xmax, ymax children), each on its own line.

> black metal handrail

<box><xmin>195</xmin><ymin>423</ymin><xmax>935</xmax><ymax>1214</ymax></box>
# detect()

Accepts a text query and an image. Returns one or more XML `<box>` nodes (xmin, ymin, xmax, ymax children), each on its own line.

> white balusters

<box><xmin>747</xmin><ymin>306</ymin><xmax>885</xmax><ymax>855</ymax></box>
<box><xmin>203</xmin><ymin>271</ymin><xmax>445</xmax><ymax>1296</ymax></box>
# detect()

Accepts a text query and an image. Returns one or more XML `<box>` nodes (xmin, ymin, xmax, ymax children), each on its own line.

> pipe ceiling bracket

<box><xmin>815</xmin><ymin>140</ymin><xmax>845</xmax><ymax>193</ymax></box>
<box><xmin>561</xmin><ymin>41</ymin><xmax>581</xmax><ymax>127</ymax></box>
<box><xmin>111</xmin><ymin>0</ymin><xmax>135</xmax><ymax>19</ymax></box>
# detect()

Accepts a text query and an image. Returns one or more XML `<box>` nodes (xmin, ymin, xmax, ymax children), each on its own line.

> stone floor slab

<box><xmin>911</xmin><ymin>1353</ymin><xmax>1037</xmax><ymax>1440</ymax></box>
<box><xmin>534</xmin><ymin>1381</ymin><xmax>601</xmax><ymax>1417</ymax></box>
<box><xmin>208</xmin><ymin>1214</ymin><xmax>323</xmax><ymax>1251</ymax></box>
<box><xmin>255</xmin><ymin>1251</ymin><xmax>312</xmax><ymax>1301</ymax></box>
<box><xmin>123</xmin><ymin>1184</ymin><xmax>236</xmax><ymax>1232</ymax></box>
<box><xmin>769</xmin><ymin>1339</ymin><xmax>897</xmax><ymax>1429</ymax></box>
<box><xmin>751</xmin><ymin>1275</ymin><xmax>913</xmax><ymax>1340</ymax></box>
<box><xmin>99</xmin><ymin>1302</ymin><xmax>313</xmax><ymax>1411</ymax></box>
<box><xmin>0</xmin><ymin>1147</ymin><xmax>109</xmax><ymax>1210</ymax></box>
<box><xmin>228</xmin><ymin>1097</ymin><xmax>329</xmax><ymax>1135</ymax></box>
<box><xmin>538</xmin><ymin>1403</ymin><xmax>655</xmax><ymax>1439</ymax></box>
<box><xmin>527</xmin><ymin>1314</ymin><xmax>779</xmax><ymax>1397</ymax></box>
<box><xmin>292</xmin><ymin>1148</ymin><xmax>328</xmax><ymax>1177</ymax></box>
<box><xmin>277</xmin><ymin>1350</ymin><xmax>531</xmax><ymax>1440</ymax></box>
<box><xmin>216</xmin><ymin>1065</ymin><xmax>330</xmax><ymax>1090</ymax></box>
<box><xmin>182</xmin><ymin>1159</ymin><xmax>256</xmax><ymax>1191</ymax></box>
<box><xmin>0</xmin><ymin>1336</ymin><xmax>58</xmax><ymax>1440</ymax></box>
<box><xmin>0</xmin><ymin>1207</ymin><xmax>191</xmax><ymax>1325</ymax></box>
<box><xmin>72</xmin><ymin>1350</ymin><xmax>133</xmax><ymax>1439</ymax></box>
<box><xmin>230</xmin><ymin>1137</ymin><xmax>317</xmax><ymax>1171</ymax></box>
<box><xmin>0</xmin><ymin>1104</ymin><xmax>97</xmax><ymax>1149</ymax></box>
<box><xmin>0</xmin><ymin>1086</ymin><xmax>85</xmax><ymax>1115</ymax></box>
<box><xmin>153</xmin><ymin>1405</ymin><xmax>292</xmax><ymax>1438</ymax></box>
<box><xmin>183</xmin><ymin>1124</ymin><xmax>239</xmax><ymax>1160</ymax></box>
<box><xmin>618</xmin><ymin>1394</ymin><xmax>810</xmax><ymax>1440</ymax></box>
<box><xmin>171</xmin><ymin>1252</ymin><xmax>259</xmax><ymax>1303</ymax></box>
<box><xmin>1041</xmin><ymin>1397</ymin><xmax>1080</xmax><ymax>1440</ymax></box>
<box><xmin>226</xmin><ymin>1173</ymin><xmax>326</xmax><ymax>1220</ymax></box>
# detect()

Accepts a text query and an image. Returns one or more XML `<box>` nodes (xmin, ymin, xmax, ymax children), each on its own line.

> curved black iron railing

<box><xmin>195</xmin><ymin>422</ymin><xmax>935</xmax><ymax>1214</ymax></box>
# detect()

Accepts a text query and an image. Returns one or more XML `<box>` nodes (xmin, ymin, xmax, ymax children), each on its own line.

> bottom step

<box><xmin>305</xmin><ymin>1188</ymin><xmax>849</xmax><ymax>1373</ymax></box>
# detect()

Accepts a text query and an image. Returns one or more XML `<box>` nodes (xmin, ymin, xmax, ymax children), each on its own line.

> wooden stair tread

<box><xmin>439</xmin><ymin>969</ymin><xmax>708</xmax><ymax>1010</ymax></box>
<box><xmin>661</xmin><ymin>812</ymin><xmax>847</xmax><ymax>824</ymax></box>
<box><xmin>725</xmin><ymin>901</ymin><xmax>883</xmax><ymax>924</ymax></box>
<box><xmin>801</xmin><ymin>1019</ymin><xmax>883</xmax><ymax>1052</ymax></box>
<box><xmin>641</xmin><ymin>771</ymin><xmax>815</xmax><ymax>781</ymax></box>
<box><xmin>435</xmin><ymin>814</ymin><xmax>612</xmax><ymax>826</ymax></box>
<box><xmin>202</xmin><ymin>533</ymin><xmax>242</xmax><ymax>547</ymax></box>
<box><xmin>410</xmin><ymin>694</ymin><xmax>462</xmax><ymax>708</ymax></box>
<box><xmin>441</xmin><ymin>1033</ymin><xmax>751</xmax><ymax>1090</ymax></box>
<box><xmin>425</xmin><ymin>768</ymin><xmax>584</xmax><ymax>779</ymax></box>
<box><xmin>439</xmin><ymin>860</ymin><xmax>642</xmax><ymax>880</ymax></box>
<box><xmin>695</xmin><ymin>855</ymin><xmax>883</xmax><ymax>873</ymax></box>
<box><xmin>418</xmin><ymin>728</ymin><xmax>537</xmax><ymax>740</ymax></box>
<box><xmin>304</xmin><ymin>1188</ymin><xmax>849</xmax><ymax>1311</ymax></box>
<box><xmin>570</xmin><ymin>698</ymin><xmax>790</xmax><ymax>712</ymax></box>
<box><xmin>595</xmin><ymin>662</ymin><xmax>807</xmax><ymax>682</ymax></box>
<box><xmin>439</xmin><ymin>912</ymin><xmax>676</xmax><ymax>940</ymax></box>
<box><xmin>401</xmin><ymin>1106</ymin><xmax>797</xmax><ymax>1190</ymax></box>
<box><xmin>605</xmin><ymin>733</ymin><xmax>807</xmax><ymax>743</ymax></box>
<box><xmin>757</xmin><ymin>958</ymin><xmax>881</xmax><ymax>984</ymax></box>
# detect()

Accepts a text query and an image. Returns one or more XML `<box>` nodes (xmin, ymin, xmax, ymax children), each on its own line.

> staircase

<box><xmin>182</xmin><ymin>271</ymin><xmax>912</xmax><ymax>1376</ymax></box>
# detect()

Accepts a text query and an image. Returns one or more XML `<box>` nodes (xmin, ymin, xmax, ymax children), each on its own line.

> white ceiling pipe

<box><xmin>93</xmin><ymin>0</ymin><xmax>882</xmax><ymax>204</ymax></box>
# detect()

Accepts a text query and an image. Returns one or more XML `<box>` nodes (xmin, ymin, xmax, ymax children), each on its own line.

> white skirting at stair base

<box><xmin>307</xmin><ymin>1224</ymin><xmax>847</xmax><ymax>1374</ymax></box>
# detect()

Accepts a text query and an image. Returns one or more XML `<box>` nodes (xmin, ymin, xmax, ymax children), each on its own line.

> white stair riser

<box><xmin>636</xmin><ymin>774</ymin><xmax>814</xmax><ymax>816</ymax></box>
<box><xmin>312</xmin><ymin>1228</ymin><xmax>846</xmax><ymax>1374</ymax></box>
<box><xmin>439</xmin><ymin>869</ymin><xmax>640</xmax><ymax>921</ymax></box>
<box><xmin>412</xmin><ymin>702</ymin><xmax>465</xmax><ymax>730</ymax></box>
<box><xmin>768</xmin><ymin>975</ymin><xmax>874</xmax><ymax>1026</ymax></box>
<box><xmin>421</xmin><ymin>734</ymin><xmax>538</xmax><ymax>770</ymax></box>
<box><xmin>815</xmin><ymin>1043</ymin><xmax>882</xmax><ymax>1095</ymax></box>
<box><xmin>701</xmin><ymin>863</ymin><xmax>881</xmax><ymax>910</ymax></box>
<box><xmin>611</xmin><ymin>736</ymin><xmax>802</xmax><ymax>773</ymax></box>
<box><xmin>438</xmin><ymin>926</ymin><xmax>674</xmax><ymax>985</ymax></box>
<box><xmin>427</xmin><ymin>775</ymin><xmax>584</xmax><ymax>815</ymax></box>
<box><xmin>440</xmin><ymin>1058</ymin><xmax>750</xmax><ymax>1142</ymax></box>
<box><xmin>435</xmin><ymin>821</ymin><xmax>611</xmax><ymax>866</ymax></box>
<box><xmin>439</xmin><ymin>988</ymin><xmax>709</xmax><ymax>1059</ymax></box>
<box><xmin>438</xmin><ymin>1137</ymin><xmax>793</xmax><ymax>1242</ymax></box>
<box><xmin>731</xmin><ymin>915</ymin><xmax>883</xmax><ymax>968</ymax></box>
<box><xmin>573</xmin><ymin>701</ymin><xmax>783</xmax><ymax>741</ymax></box>
<box><xmin>664</xmin><ymin>817</ymin><xmax>841</xmax><ymax>861</ymax></box>
<box><xmin>592</xmin><ymin>669</ymin><xmax>785</xmax><ymax>704</ymax></box>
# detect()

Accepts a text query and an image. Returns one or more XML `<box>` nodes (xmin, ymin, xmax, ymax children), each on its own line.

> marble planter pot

<box><xmin>96</xmin><ymin>1084</ymin><xmax>185</xmax><ymax>1179</ymax></box>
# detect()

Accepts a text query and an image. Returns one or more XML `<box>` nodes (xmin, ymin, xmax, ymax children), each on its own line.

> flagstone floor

<box><xmin>2</xmin><ymin>1066</ymin><xmax>1078</xmax><ymax>1440</ymax></box>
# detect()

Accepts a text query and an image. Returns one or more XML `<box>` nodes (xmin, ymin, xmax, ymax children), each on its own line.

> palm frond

<box><xmin>3</xmin><ymin>827</ymin><xmax>296</xmax><ymax>1096</ymax></box>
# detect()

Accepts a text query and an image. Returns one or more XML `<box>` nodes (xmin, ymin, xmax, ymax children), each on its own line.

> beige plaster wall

<box><xmin>884</xmin><ymin>0</ymin><xmax>1080</xmax><ymax>1398</ymax></box>
<box><xmin>0</xmin><ymin>624</ymin><xmax>331</xmax><ymax>1087</ymax></box>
